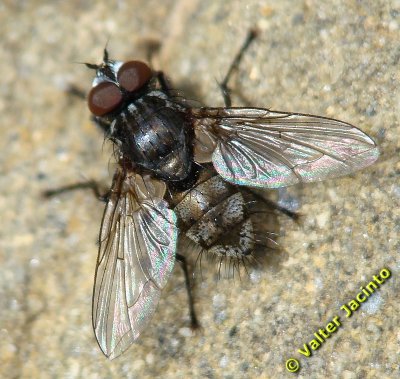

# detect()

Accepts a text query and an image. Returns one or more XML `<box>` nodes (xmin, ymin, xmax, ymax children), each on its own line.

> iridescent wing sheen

<box><xmin>92</xmin><ymin>171</ymin><xmax>178</xmax><ymax>359</ymax></box>
<box><xmin>192</xmin><ymin>107</ymin><xmax>379</xmax><ymax>188</ymax></box>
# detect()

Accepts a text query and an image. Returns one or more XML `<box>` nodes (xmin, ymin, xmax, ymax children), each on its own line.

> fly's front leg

<box><xmin>155</xmin><ymin>71</ymin><xmax>174</xmax><ymax>96</ymax></box>
<box><xmin>219</xmin><ymin>28</ymin><xmax>258</xmax><ymax>107</ymax></box>
<box><xmin>176</xmin><ymin>253</ymin><xmax>200</xmax><ymax>329</ymax></box>
<box><xmin>66</xmin><ymin>84</ymin><xmax>86</xmax><ymax>100</ymax></box>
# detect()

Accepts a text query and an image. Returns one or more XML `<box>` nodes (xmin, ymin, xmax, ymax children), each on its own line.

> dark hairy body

<box><xmin>45</xmin><ymin>31</ymin><xmax>378</xmax><ymax>359</ymax></box>
<box><xmin>94</xmin><ymin>83</ymin><xmax>258</xmax><ymax>261</ymax></box>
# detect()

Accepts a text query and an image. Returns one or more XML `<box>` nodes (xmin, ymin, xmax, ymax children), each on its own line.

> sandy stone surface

<box><xmin>1</xmin><ymin>1</ymin><xmax>399</xmax><ymax>378</ymax></box>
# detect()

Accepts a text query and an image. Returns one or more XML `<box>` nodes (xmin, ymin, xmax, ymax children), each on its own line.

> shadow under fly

<box><xmin>44</xmin><ymin>29</ymin><xmax>379</xmax><ymax>359</ymax></box>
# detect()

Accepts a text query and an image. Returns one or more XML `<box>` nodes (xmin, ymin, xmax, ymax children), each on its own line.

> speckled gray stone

<box><xmin>1</xmin><ymin>1</ymin><xmax>399</xmax><ymax>378</ymax></box>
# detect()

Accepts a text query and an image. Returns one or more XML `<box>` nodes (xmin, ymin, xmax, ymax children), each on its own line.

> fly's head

<box><xmin>86</xmin><ymin>49</ymin><xmax>153</xmax><ymax>119</ymax></box>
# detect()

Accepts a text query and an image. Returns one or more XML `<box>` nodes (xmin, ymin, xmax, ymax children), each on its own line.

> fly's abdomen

<box><xmin>173</xmin><ymin>171</ymin><xmax>255</xmax><ymax>259</ymax></box>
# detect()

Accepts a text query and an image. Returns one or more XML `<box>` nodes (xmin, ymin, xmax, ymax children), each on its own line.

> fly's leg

<box><xmin>155</xmin><ymin>71</ymin><xmax>174</xmax><ymax>95</ymax></box>
<box><xmin>219</xmin><ymin>28</ymin><xmax>259</xmax><ymax>107</ymax></box>
<box><xmin>67</xmin><ymin>84</ymin><xmax>86</xmax><ymax>100</ymax></box>
<box><xmin>176</xmin><ymin>253</ymin><xmax>200</xmax><ymax>329</ymax></box>
<box><xmin>140</xmin><ymin>36</ymin><xmax>172</xmax><ymax>94</ymax></box>
<box><xmin>43</xmin><ymin>180</ymin><xmax>110</xmax><ymax>202</ymax></box>
<box><xmin>143</xmin><ymin>39</ymin><xmax>162</xmax><ymax>65</ymax></box>
<box><xmin>154</xmin><ymin>70</ymin><xmax>193</xmax><ymax>108</ymax></box>
<box><xmin>241</xmin><ymin>187</ymin><xmax>300</xmax><ymax>222</ymax></box>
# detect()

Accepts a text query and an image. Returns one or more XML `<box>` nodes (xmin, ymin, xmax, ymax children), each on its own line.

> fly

<box><xmin>46</xmin><ymin>30</ymin><xmax>379</xmax><ymax>359</ymax></box>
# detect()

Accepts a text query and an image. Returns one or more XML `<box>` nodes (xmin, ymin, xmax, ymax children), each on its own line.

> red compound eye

<box><xmin>88</xmin><ymin>82</ymin><xmax>122</xmax><ymax>116</ymax></box>
<box><xmin>117</xmin><ymin>61</ymin><xmax>152</xmax><ymax>92</ymax></box>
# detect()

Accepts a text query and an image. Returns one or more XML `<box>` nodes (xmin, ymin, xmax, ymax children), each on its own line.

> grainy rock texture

<box><xmin>0</xmin><ymin>1</ymin><xmax>398</xmax><ymax>378</ymax></box>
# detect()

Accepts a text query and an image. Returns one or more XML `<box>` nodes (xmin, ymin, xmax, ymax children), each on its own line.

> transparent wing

<box><xmin>93</xmin><ymin>171</ymin><xmax>177</xmax><ymax>359</ymax></box>
<box><xmin>192</xmin><ymin>107</ymin><xmax>379</xmax><ymax>188</ymax></box>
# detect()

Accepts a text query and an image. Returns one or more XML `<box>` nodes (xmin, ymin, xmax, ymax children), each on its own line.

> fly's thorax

<box><xmin>109</xmin><ymin>90</ymin><xmax>194</xmax><ymax>183</ymax></box>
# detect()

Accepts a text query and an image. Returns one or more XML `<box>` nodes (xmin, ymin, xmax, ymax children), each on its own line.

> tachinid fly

<box><xmin>66</xmin><ymin>32</ymin><xmax>379</xmax><ymax>359</ymax></box>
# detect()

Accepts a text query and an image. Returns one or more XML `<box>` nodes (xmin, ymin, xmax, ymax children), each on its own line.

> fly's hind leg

<box><xmin>176</xmin><ymin>253</ymin><xmax>200</xmax><ymax>329</ymax></box>
<box><xmin>218</xmin><ymin>28</ymin><xmax>259</xmax><ymax>107</ymax></box>
<box><xmin>241</xmin><ymin>187</ymin><xmax>300</xmax><ymax>222</ymax></box>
